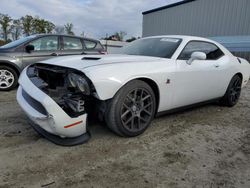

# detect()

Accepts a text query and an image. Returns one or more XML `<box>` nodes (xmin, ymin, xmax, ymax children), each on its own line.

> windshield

<box><xmin>120</xmin><ymin>37</ymin><xmax>182</xmax><ymax>58</ymax></box>
<box><xmin>0</xmin><ymin>35</ymin><xmax>37</xmax><ymax>49</ymax></box>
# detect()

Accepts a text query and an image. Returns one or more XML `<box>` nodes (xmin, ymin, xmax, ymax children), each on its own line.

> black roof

<box><xmin>142</xmin><ymin>0</ymin><xmax>196</xmax><ymax>15</ymax></box>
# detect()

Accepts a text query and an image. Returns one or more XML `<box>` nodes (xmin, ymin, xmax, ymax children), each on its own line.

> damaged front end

<box><xmin>27</xmin><ymin>64</ymin><xmax>95</xmax><ymax>118</ymax></box>
<box><xmin>17</xmin><ymin>63</ymin><xmax>103</xmax><ymax>146</ymax></box>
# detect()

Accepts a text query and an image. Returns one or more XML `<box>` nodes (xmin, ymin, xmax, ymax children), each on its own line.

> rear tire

<box><xmin>0</xmin><ymin>65</ymin><xmax>18</xmax><ymax>91</ymax></box>
<box><xmin>105</xmin><ymin>80</ymin><xmax>156</xmax><ymax>137</ymax></box>
<box><xmin>220</xmin><ymin>75</ymin><xmax>242</xmax><ymax>107</ymax></box>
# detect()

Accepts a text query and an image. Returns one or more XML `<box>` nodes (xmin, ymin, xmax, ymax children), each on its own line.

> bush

<box><xmin>0</xmin><ymin>40</ymin><xmax>6</xmax><ymax>46</ymax></box>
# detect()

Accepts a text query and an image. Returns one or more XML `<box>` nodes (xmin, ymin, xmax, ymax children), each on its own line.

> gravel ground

<box><xmin>0</xmin><ymin>84</ymin><xmax>249</xmax><ymax>188</ymax></box>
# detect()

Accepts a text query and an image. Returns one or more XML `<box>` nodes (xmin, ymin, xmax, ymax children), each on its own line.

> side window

<box><xmin>63</xmin><ymin>37</ymin><xmax>83</xmax><ymax>50</ymax></box>
<box><xmin>29</xmin><ymin>36</ymin><xmax>58</xmax><ymax>51</ymax></box>
<box><xmin>84</xmin><ymin>40</ymin><xmax>97</xmax><ymax>49</ymax></box>
<box><xmin>178</xmin><ymin>41</ymin><xmax>224</xmax><ymax>60</ymax></box>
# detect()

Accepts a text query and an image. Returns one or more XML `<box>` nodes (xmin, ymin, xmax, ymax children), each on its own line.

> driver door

<box><xmin>171</xmin><ymin>41</ymin><xmax>227</xmax><ymax>109</ymax></box>
<box><xmin>21</xmin><ymin>36</ymin><xmax>60</xmax><ymax>68</ymax></box>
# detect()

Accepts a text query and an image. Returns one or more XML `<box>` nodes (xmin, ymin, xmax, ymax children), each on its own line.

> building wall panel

<box><xmin>142</xmin><ymin>0</ymin><xmax>250</xmax><ymax>37</ymax></box>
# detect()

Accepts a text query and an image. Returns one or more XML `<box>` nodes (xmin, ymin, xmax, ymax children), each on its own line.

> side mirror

<box><xmin>25</xmin><ymin>44</ymin><xmax>35</xmax><ymax>53</ymax></box>
<box><xmin>187</xmin><ymin>51</ymin><xmax>206</xmax><ymax>65</ymax></box>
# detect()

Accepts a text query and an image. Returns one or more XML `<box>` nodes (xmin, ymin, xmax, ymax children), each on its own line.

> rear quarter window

<box><xmin>84</xmin><ymin>40</ymin><xmax>97</xmax><ymax>49</ymax></box>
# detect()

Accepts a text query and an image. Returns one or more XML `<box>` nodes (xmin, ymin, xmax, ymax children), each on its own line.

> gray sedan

<box><xmin>0</xmin><ymin>34</ymin><xmax>105</xmax><ymax>91</ymax></box>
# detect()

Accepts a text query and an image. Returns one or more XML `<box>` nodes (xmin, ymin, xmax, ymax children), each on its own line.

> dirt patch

<box><xmin>0</xmin><ymin>84</ymin><xmax>250</xmax><ymax>188</ymax></box>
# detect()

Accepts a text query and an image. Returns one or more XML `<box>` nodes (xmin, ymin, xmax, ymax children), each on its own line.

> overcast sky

<box><xmin>0</xmin><ymin>0</ymin><xmax>180</xmax><ymax>39</ymax></box>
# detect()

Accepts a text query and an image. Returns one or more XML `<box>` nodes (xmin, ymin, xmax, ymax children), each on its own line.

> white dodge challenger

<box><xmin>17</xmin><ymin>35</ymin><xmax>250</xmax><ymax>146</ymax></box>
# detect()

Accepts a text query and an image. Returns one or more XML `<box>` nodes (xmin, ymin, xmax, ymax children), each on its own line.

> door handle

<box><xmin>214</xmin><ymin>64</ymin><xmax>220</xmax><ymax>68</ymax></box>
<box><xmin>50</xmin><ymin>53</ymin><xmax>58</xmax><ymax>56</ymax></box>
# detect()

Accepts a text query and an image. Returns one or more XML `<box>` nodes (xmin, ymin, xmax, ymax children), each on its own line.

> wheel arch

<box><xmin>235</xmin><ymin>72</ymin><xmax>243</xmax><ymax>80</ymax></box>
<box><xmin>91</xmin><ymin>75</ymin><xmax>161</xmax><ymax>113</ymax></box>
<box><xmin>105</xmin><ymin>77</ymin><xmax>160</xmax><ymax>114</ymax></box>
<box><xmin>136</xmin><ymin>77</ymin><xmax>160</xmax><ymax>114</ymax></box>
<box><xmin>0</xmin><ymin>61</ymin><xmax>21</xmax><ymax>76</ymax></box>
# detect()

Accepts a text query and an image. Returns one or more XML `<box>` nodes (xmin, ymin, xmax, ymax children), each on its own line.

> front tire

<box><xmin>105</xmin><ymin>80</ymin><xmax>156</xmax><ymax>137</ymax></box>
<box><xmin>220</xmin><ymin>75</ymin><xmax>242</xmax><ymax>107</ymax></box>
<box><xmin>0</xmin><ymin>66</ymin><xmax>18</xmax><ymax>91</ymax></box>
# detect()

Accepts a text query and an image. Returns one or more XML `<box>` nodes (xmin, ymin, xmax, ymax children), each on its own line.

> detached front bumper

<box><xmin>16</xmin><ymin>68</ymin><xmax>90</xmax><ymax>146</ymax></box>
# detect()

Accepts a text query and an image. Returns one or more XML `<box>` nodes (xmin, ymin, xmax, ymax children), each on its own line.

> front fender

<box><xmin>82</xmin><ymin>61</ymin><xmax>169</xmax><ymax>100</ymax></box>
<box><xmin>90</xmin><ymin>74</ymin><xmax>157</xmax><ymax>100</ymax></box>
<box><xmin>0</xmin><ymin>55</ymin><xmax>22</xmax><ymax>72</ymax></box>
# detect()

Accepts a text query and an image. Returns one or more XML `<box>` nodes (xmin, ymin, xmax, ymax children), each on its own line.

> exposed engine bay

<box><xmin>27</xmin><ymin>63</ymin><xmax>105</xmax><ymax>119</ymax></box>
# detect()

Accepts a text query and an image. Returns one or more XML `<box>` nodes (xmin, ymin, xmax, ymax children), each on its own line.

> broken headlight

<box><xmin>68</xmin><ymin>73</ymin><xmax>90</xmax><ymax>95</ymax></box>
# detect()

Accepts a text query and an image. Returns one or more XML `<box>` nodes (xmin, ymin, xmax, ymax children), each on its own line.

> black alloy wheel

<box><xmin>105</xmin><ymin>80</ymin><xmax>156</xmax><ymax>137</ymax></box>
<box><xmin>220</xmin><ymin>75</ymin><xmax>242</xmax><ymax>107</ymax></box>
<box><xmin>229</xmin><ymin>77</ymin><xmax>242</xmax><ymax>104</ymax></box>
<box><xmin>120</xmin><ymin>88</ymin><xmax>154</xmax><ymax>133</ymax></box>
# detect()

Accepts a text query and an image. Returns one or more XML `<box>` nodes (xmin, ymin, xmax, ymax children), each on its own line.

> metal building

<box><xmin>142</xmin><ymin>0</ymin><xmax>250</xmax><ymax>60</ymax></box>
<box><xmin>142</xmin><ymin>0</ymin><xmax>250</xmax><ymax>37</ymax></box>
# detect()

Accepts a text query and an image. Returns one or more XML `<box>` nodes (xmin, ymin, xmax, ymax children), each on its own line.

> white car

<box><xmin>17</xmin><ymin>35</ymin><xmax>250</xmax><ymax>146</ymax></box>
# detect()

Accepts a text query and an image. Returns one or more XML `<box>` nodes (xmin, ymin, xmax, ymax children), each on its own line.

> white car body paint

<box><xmin>17</xmin><ymin>35</ymin><xmax>250</xmax><ymax>140</ymax></box>
<box><xmin>17</xmin><ymin>68</ymin><xmax>87</xmax><ymax>138</ymax></box>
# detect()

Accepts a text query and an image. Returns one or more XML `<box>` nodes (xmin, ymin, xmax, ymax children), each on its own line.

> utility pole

<box><xmin>105</xmin><ymin>33</ymin><xmax>108</xmax><ymax>52</ymax></box>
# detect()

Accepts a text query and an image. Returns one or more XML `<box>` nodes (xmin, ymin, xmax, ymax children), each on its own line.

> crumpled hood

<box><xmin>39</xmin><ymin>54</ymin><xmax>164</xmax><ymax>70</ymax></box>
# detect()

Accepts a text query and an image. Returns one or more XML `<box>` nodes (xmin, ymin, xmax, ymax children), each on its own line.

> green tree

<box><xmin>64</xmin><ymin>23</ymin><xmax>74</xmax><ymax>35</ymax></box>
<box><xmin>32</xmin><ymin>17</ymin><xmax>46</xmax><ymax>33</ymax></box>
<box><xmin>31</xmin><ymin>17</ymin><xmax>55</xmax><ymax>34</ymax></box>
<box><xmin>0</xmin><ymin>14</ymin><xmax>12</xmax><ymax>42</ymax></box>
<box><xmin>21</xmin><ymin>15</ymin><xmax>33</xmax><ymax>36</ymax></box>
<box><xmin>10</xmin><ymin>19</ymin><xmax>22</xmax><ymax>40</ymax></box>
<box><xmin>45</xmin><ymin>21</ymin><xmax>55</xmax><ymax>33</ymax></box>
